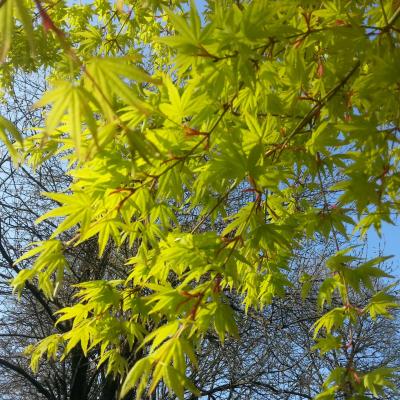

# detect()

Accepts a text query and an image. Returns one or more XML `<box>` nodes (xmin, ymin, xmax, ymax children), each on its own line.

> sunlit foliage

<box><xmin>1</xmin><ymin>1</ymin><xmax>400</xmax><ymax>398</ymax></box>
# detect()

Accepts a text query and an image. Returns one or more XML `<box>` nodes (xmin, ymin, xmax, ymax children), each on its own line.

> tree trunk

<box><xmin>70</xmin><ymin>349</ymin><xmax>88</xmax><ymax>400</ymax></box>
<box><xmin>99</xmin><ymin>375</ymin><xmax>119</xmax><ymax>400</ymax></box>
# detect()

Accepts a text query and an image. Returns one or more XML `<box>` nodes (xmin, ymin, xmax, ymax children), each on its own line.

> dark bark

<box><xmin>70</xmin><ymin>349</ymin><xmax>88</xmax><ymax>400</ymax></box>
<box><xmin>99</xmin><ymin>375</ymin><xmax>119</xmax><ymax>400</ymax></box>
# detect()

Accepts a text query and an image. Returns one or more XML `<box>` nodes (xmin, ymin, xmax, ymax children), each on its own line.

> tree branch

<box><xmin>200</xmin><ymin>380</ymin><xmax>313</xmax><ymax>399</ymax></box>
<box><xmin>277</xmin><ymin>60</ymin><xmax>361</xmax><ymax>155</ymax></box>
<box><xmin>0</xmin><ymin>235</ymin><xmax>66</xmax><ymax>331</ymax></box>
<box><xmin>0</xmin><ymin>357</ymin><xmax>54</xmax><ymax>400</ymax></box>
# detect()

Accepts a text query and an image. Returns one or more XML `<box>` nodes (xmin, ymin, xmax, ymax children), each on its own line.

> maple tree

<box><xmin>1</xmin><ymin>0</ymin><xmax>400</xmax><ymax>399</ymax></box>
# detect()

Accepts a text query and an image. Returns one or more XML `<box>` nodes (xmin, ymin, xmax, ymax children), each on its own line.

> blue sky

<box><xmin>367</xmin><ymin>222</ymin><xmax>400</xmax><ymax>274</ymax></box>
